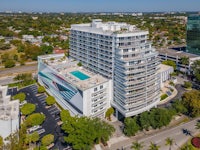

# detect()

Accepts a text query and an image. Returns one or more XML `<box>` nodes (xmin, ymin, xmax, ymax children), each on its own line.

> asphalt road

<box><xmin>0</xmin><ymin>64</ymin><xmax>37</xmax><ymax>77</ymax></box>
<box><xmin>120</xmin><ymin>117</ymin><xmax>200</xmax><ymax>150</ymax></box>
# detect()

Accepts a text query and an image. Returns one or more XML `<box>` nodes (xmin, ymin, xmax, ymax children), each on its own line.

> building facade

<box><xmin>0</xmin><ymin>86</ymin><xmax>19</xmax><ymax>139</ymax></box>
<box><xmin>187</xmin><ymin>15</ymin><xmax>200</xmax><ymax>55</ymax></box>
<box><xmin>157</xmin><ymin>64</ymin><xmax>174</xmax><ymax>88</ymax></box>
<box><xmin>38</xmin><ymin>54</ymin><xmax>112</xmax><ymax>118</ymax></box>
<box><xmin>158</xmin><ymin>48</ymin><xmax>200</xmax><ymax>74</ymax></box>
<box><xmin>70</xmin><ymin>20</ymin><xmax>160</xmax><ymax>118</ymax></box>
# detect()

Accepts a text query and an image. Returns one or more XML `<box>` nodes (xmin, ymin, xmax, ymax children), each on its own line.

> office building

<box><xmin>187</xmin><ymin>15</ymin><xmax>200</xmax><ymax>55</ymax></box>
<box><xmin>0</xmin><ymin>86</ymin><xmax>19</xmax><ymax>139</ymax></box>
<box><xmin>70</xmin><ymin>19</ymin><xmax>160</xmax><ymax>118</ymax></box>
<box><xmin>38</xmin><ymin>54</ymin><xmax>112</xmax><ymax>118</ymax></box>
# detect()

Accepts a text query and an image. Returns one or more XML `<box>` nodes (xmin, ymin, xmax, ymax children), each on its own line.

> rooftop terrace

<box><xmin>39</xmin><ymin>54</ymin><xmax>108</xmax><ymax>91</ymax></box>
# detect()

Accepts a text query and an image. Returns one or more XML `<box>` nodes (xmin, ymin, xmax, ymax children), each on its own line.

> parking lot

<box><xmin>18</xmin><ymin>84</ymin><xmax>67</xmax><ymax>149</ymax></box>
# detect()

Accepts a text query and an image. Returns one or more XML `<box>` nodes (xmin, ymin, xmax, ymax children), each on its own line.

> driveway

<box><xmin>19</xmin><ymin>84</ymin><xmax>68</xmax><ymax>149</ymax></box>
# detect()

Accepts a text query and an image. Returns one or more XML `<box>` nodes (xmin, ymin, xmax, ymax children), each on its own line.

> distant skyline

<box><xmin>0</xmin><ymin>0</ymin><xmax>200</xmax><ymax>12</ymax></box>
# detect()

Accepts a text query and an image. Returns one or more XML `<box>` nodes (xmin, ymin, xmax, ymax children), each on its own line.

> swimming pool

<box><xmin>70</xmin><ymin>70</ymin><xmax>90</xmax><ymax>80</ymax></box>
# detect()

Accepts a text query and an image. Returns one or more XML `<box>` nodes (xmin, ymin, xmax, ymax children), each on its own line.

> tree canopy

<box><xmin>41</xmin><ymin>134</ymin><xmax>54</xmax><ymax>146</ymax></box>
<box><xmin>20</xmin><ymin>103</ymin><xmax>36</xmax><ymax>115</ymax></box>
<box><xmin>38</xmin><ymin>86</ymin><xmax>45</xmax><ymax>93</ymax></box>
<box><xmin>191</xmin><ymin>60</ymin><xmax>200</xmax><ymax>83</ymax></box>
<box><xmin>13</xmin><ymin>92</ymin><xmax>26</xmax><ymax>102</ymax></box>
<box><xmin>25</xmin><ymin>113</ymin><xmax>45</xmax><ymax>127</ymax></box>
<box><xmin>25</xmin><ymin>131</ymin><xmax>39</xmax><ymax>144</ymax></box>
<box><xmin>60</xmin><ymin>110</ymin><xmax>115</xmax><ymax>149</ymax></box>
<box><xmin>45</xmin><ymin>96</ymin><xmax>56</xmax><ymax>106</ymax></box>
<box><xmin>182</xmin><ymin>90</ymin><xmax>200</xmax><ymax>117</ymax></box>
<box><xmin>105</xmin><ymin>107</ymin><xmax>114</xmax><ymax>121</ymax></box>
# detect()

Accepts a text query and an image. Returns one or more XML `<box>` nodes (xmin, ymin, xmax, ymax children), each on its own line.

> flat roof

<box><xmin>157</xmin><ymin>48</ymin><xmax>200</xmax><ymax>58</ymax></box>
<box><xmin>158</xmin><ymin>64</ymin><xmax>173</xmax><ymax>73</ymax></box>
<box><xmin>39</xmin><ymin>54</ymin><xmax>108</xmax><ymax>91</ymax></box>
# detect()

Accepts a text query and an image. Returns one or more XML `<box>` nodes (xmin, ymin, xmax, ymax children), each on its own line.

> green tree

<box><xmin>131</xmin><ymin>141</ymin><xmax>144</xmax><ymax>150</ymax></box>
<box><xmin>138</xmin><ymin>111</ymin><xmax>151</xmax><ymax>130</ymax></box>
<box><xmin>41</xmin><ymin>134</ymin><xmax>54</xmax><ymax>146</ymax></box>
<box><xmin>180</xmin><ymin>56</ymin><xmax>189</xmax><ymax>75</ymax></box>
<box><xmin>0</xmin><ymin>136</ymin><xmax>3</xmax><ymax>148</ymax></box>
<box><xmin>25</xmin><ymin>113</ymin><xmax>45</xmax><ymax>127</ymax></box>
<box><xmin>4</xmin><ymin>59</ymin><xmax>15</xmax><ymax>68</ymax></box>
<box><xmin>162</xmin><ymin>60</ymin><xmax>176</xmax><ymax>70</ymax></box>
<box><xmin>61</xmin><ymin>113</ymin><xmax>115</xmax><ymax>149</ymax></box>
<box><xmin>46</xmin><ymin>96</ymin><xmax>56</xmax><ymax>106</ymax></box>
<box><xmin>124</xmin><ymin>117</ymin><xmax>139</xmax><ymax>136</ymax></box>
<box><xmin>165</xmin><ymin>137</ymin><xmax>174</xmax><ymax>150</ymax></box>
<box><xmin>191</xmin><ymin>60</ymin><xmax>200</xmax><ymax>83</ymax></box>
<box><xmin>13</xmin><ymin>92</ymin><xmax>26</xmax><ymax>102</ymax></box>
<box><xmin>105</xmin><ymin>107</ymin><xmax>114</xmax><ymax>121</ymax></box>
<box><xmin>20</xmin><ymin>103</ymin><xmax>36</xmax><ymax>115</ymax></box>
<box><xmin>195</xmin><ymin>121</ymin><xmax>200</xmax><ymax>130</ymax></box>
<box><xmin>40</xmin><ymin>45</ymin><xmax>53</xmax><ymax>54</ymax></box>
<box><xmin>182</xmin><ymin>90</ymin><xmax>200</xmax><ymax>117</ymax></box>
<box><xmin>183</xmin><ymin>81</ymin><xmax>192</xmax><ymax>89</ymax></box>
<box><xmin>25</xmin><ymin>131</ymin><xmax>39</xmax><ymax>144</ymax></box>
<box><xmin>171</xmin><ymin>100</ymin><xmax>187</xmax><ymax>114</ymax></box>
<box><xmin>37</xmin><ymin>86</ymin><xmax>45</xmax><ymax>93</ymax></box>
<box><xmin>77</xmin><ymin>62</ymin><xmax>82</xmax><ymax>67</ymax></box>
<box><xmin>148</xmin><ymin>142</ymin><xmax>160</xmax><ymax>150</ymax></box>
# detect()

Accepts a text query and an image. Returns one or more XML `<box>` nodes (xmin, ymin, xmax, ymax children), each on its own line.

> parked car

<box><xmin>28</xmin><ymin>125</ymin><xmax>41</xmax><ymax>133</ymax></box>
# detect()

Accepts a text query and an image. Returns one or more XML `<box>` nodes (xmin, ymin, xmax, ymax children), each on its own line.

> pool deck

<box><xmin>41</xmin><ymin>54</ymin><xmax>108</xmax><ymax>91</ymax></box>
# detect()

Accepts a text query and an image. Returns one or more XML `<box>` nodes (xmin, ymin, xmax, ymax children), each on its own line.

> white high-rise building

<box><xmin>70</xmin><ymin>19</ymin><xmax>160</xmax><ymax>118</ymax></box>
<box><xmin>0</xmin><ymin>86</ymin><xmax>19</xmax><ymax>139</ymax></box>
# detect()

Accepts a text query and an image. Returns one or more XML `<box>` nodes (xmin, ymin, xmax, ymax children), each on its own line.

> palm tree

<box><xmin>131</xmin><ymin>141</ymin><xmax>144</xmax><ymax>150</ymax></box>
<box><xmin>148</xmin><ymin>142</ymin><xmax>160</xmax><ymax>150</ymax></box>
<box><xmin>195</xmin><ymin>121</ymin><xmax>200</xmax><ymax>130</ymax></box>
<box><xmin>165</xmin><ymin>137</ymin><xmax>174</xmax><ymax>150</ymax></box>
<box><xmin>180</xmin><ymin>56</ymin><xmax>189</xmax><ymax>76</ymax></box>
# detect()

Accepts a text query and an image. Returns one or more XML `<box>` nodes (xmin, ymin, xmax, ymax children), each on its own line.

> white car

<box><xmin>28</xmin><ymin>125</ymin><xmax>41</xmax><ymax>133</ymax></box>
<box><xmin>19</xmin><ymin>100</ymin><xmax>27</xmax><ymax>107</ymax></box>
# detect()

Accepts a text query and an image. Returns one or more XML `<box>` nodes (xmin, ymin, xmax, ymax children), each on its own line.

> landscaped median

<box><xmin>159</xmin><ymin>85</ymin><xmax>178</xmax><ymax>105</ymax></box>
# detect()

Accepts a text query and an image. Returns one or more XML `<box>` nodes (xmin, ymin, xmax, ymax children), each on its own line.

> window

<box><xmin>100</xmin><ymin>85</ymin><xmax>103</xmax><ymax>89</ymax></box>
<box><xmin>94</xmin><ymin>87</ymin><xmax>97</xmax><ymax>92</ymax></box>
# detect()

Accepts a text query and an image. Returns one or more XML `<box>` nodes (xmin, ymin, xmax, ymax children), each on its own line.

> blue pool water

<box><xmin>70</xmin><ymin>70</ymin><xmax>90</xmax><ymax>80</ymax></box>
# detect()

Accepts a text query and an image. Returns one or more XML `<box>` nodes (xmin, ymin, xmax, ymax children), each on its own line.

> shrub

<box><xmin>4</xmin><ymin>59</ymin><xmax>15</xmax><ymax>68</ymax></box>
<box><xmin>183</xmin><ymin>81</ymin><xmax>192</xmax><ymax>89</ymax></box>
<box><xmin>77</xmin><ymin>62</ymin><xmax>82</xmax><ymax>66</ymax></box>
<box><xmin>161</xmin><ymin>94</ymin><xmax>168</xmax><ymax>100</ymax></box>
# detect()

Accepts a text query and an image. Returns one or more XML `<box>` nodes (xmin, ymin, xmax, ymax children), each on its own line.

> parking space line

<box><xmin>50</xmin><ymin>110</ymin><xmax>60</xmax><ymax>115</ymax></box>
<box><xmin>55</xmin><ymin>117</ymin><xmax>60</xmax><ymax>120</ymax></box>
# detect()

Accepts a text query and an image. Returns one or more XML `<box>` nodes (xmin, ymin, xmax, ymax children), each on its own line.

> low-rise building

<box><xmin>0</xmin><ymin>86</ymin><xmax>19</xmax><ymax>139</ymax></box>
<box><xmin>158</xmin><ymin>48</ymin><xmax>200</xmax><ymax>73</ymax></box>
<box><xmin>157</xmin><ymin>64</ymin><xmax>174</xmax><ymax>88</ymax></box>
<box><xmin>38</xmin><ymin>54</ymin><xmax>112</xmax><ymax>118</ymax></box>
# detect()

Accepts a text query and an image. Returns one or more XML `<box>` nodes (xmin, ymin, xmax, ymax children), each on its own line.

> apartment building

<box><xmin>70</xmin><ymin>19</ymin><xmax>160</xmax><ymax>118</ymax></box>
<box><xmin>38</xmin><ymin>54</ymin><xmax>112</xmax><ymax>118</ymax></box>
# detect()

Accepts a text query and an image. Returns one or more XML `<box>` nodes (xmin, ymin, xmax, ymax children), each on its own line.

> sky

<box><xmin>0</xmin><ymin>0</ymin><xmax>200</xmax><ymax>12</ymax></box>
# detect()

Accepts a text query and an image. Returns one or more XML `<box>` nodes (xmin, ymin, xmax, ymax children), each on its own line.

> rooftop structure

<box><xmin>0</xmin><ymin>86</ymin><xmax>19</xmax><ymax>139</ymax></box>
<box><xmin>38</xmin><ymin>54</ymin><xmax>112</xmax><ymax>118</ymax></box>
